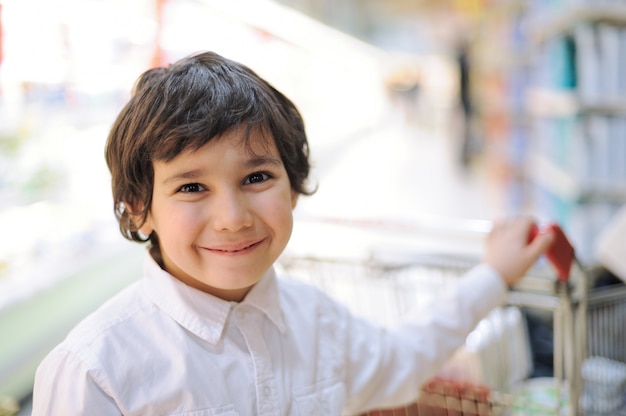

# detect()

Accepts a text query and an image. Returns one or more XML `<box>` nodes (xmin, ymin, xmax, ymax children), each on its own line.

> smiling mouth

<box><xmin>208</xmin><ymin>240</ymin><xmax>264</xmax><ymax>254</ymax></box>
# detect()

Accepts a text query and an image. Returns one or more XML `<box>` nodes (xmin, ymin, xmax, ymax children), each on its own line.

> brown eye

<box><xmin>244</xmin><ymin>172</ymin><xmax>271</xmax><ymax>185</ymax></box>
<box><xmin>179</xmin><ymin>183</ymin><xmax>204</xmax><ymax>193</ymax></box>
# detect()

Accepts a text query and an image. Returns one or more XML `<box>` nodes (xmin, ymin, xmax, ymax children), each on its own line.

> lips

<box><xmin>205</xmin><ymin>239</ymin><xmax>264</xmax><ymax>253</ymax></box>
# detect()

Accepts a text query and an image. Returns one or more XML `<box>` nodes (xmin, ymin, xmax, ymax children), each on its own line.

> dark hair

<box><xmin>105</xmin><ymin>51</ymin><xmax>314</xmax><ymax>248</ymax></box>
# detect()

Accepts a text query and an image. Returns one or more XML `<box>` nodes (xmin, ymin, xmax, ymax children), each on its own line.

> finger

<box><xmin>526</xmin><ymin>229</ymin><xmax>555</xmax><ymax>261</ymax></box>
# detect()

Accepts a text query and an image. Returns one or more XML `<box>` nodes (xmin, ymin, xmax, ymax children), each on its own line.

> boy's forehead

<box><xmin>218</xmin><ymin>126</ymin><xmax>278</xmax><ymax>155</ymax></box>
<box><xmin>163</xmin><ymin>126</ymin><xmax>280</xmax><ymax>162</ymax></box>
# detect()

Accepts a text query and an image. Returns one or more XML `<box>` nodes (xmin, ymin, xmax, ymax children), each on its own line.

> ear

<box><xmin>126</xmin><ymin>201</ymin><xmax>153</xmax><ymax>235</ymax></box>
<box><xmin>139</xmin><ymin>213</ymin><xmax>154</xmax><ymax>236</ymax></box>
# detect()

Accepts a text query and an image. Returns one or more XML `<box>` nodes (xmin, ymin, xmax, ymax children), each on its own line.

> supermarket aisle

<box><xmin>284</xmin><ymin>111</ymin><xmax>501</xmax><ymax>263</ymax></box>
<box><xmin>297</xmin><ymin>119</ymin><xmax>495</xmax><ymax>221</ymax></box>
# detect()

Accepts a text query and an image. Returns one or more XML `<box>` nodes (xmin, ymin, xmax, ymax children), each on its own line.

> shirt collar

<box><xmin>241</xmin><ymin>263</ymin><xmax>286</xmax><ymax>333</ymax></box>
<box><xmin>142</xmin><ymin>254</ymin><xmax>286</xmax><ymax>344</ymax></box>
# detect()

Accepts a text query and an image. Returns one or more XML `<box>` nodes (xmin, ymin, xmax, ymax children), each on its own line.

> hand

<box><xmin>483</xmin><ymin>216</ymin><xmax>555</xmax><ymax>286</ymax></box>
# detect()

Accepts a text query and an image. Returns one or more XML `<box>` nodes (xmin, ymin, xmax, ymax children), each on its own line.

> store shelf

<box><xmin>509</xmin><ymin>0</ymin><xmax>626</xmax><ymax>263</ymax></box>
<box><xmin>525</xmin><ymin>88</ymin><xmax>578</xmax><ymax>117</ymax></box>
<box><xmin>527</xmin><ymin>5</ymin><xmax>626</xmax><ymax>43</ymax></box>
<box><xmin>581</xmin><ymin>99</ymin><xmax>626</xmax><ymax>116</ymax></box>
<box><xmin>526</xmin><ymin>152</ymin><xmax>626</xmax><ymax>203</ymax></box>
<box><xmin>526</xmin><ymin>88</ymin><xmax>626</xmax><ymax>117</ymax></box>
<box><xmin>526</xmin><ymin>152</ymin><xmax>580</xmax><ymax>201</ymax></box>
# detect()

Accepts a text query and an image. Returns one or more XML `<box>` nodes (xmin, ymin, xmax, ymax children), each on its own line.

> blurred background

<box><xmin>1</xmin><ymin>0</ymin><xmax>626</xmax><ymax>413</ymax></box>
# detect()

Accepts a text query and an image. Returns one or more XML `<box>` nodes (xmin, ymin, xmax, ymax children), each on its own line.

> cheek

<box><xmin>153</xmin><ymin>202</ymin><xmax>204</xmax><ymax>239</ymax></box>
<box><xmin>262</xmin><ymin>189</ymin><xmax>295</xmax><ymax>228</ymax></box>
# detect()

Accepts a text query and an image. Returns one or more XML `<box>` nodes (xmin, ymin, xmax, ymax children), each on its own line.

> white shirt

<box><xmin>32</xmin><ymin>253</ymin><xmax>506</xmax><ymax>416</ymax></box>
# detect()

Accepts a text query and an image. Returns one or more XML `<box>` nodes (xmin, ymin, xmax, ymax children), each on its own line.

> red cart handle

<box><xmin>529</xmin><ymin>223</ymin><xmax>575</xmax><ymax>282</ymax></box>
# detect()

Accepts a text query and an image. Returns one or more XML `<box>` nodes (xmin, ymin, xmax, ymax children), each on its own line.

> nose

<box><xmin>210</xmin><ymin>189</ymin><xmax>254</xmax><ymax>232</ymax></box>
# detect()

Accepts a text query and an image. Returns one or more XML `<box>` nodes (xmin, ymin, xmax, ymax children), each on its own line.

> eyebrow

<box><xmin>162</xmin><ymin>168</ymin><xmax>206</xmax><ymax>185</ymax></box>
<box><xmin>161</xmin><ymin>155</ymin><xmax>283</xmax><ymax>185</ymax></box>
<box><xmin>245</xmin><ymin>155</ymin><xmax>282</xmax><ymax>169</ymax></box>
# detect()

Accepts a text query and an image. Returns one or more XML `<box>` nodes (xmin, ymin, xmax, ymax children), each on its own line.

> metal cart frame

<box><xmin>280</xmin><ymin>216</ymin><xmax>624</xmax><ymax>415</ymax></box>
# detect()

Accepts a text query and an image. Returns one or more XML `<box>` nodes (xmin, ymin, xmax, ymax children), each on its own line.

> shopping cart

<box><xmin>582</xmin><ymin>283</ymin><xmax>626</xmax><ymax>416</ymax></box>
<box><xmin>279</xmin><ymin>216</ymin><xmax>624</xmax><ymax>415</ymax></box>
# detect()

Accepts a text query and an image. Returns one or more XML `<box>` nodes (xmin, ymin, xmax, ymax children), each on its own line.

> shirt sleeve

<box><xmin>32</xmin><ymin>348</ymin><xmax>120</xmax><ymax>416</ymax></box>
<box><xmin>342</xmin><ymin>263</ymin><xmax>507</xmax><ymax>413</ymax></box>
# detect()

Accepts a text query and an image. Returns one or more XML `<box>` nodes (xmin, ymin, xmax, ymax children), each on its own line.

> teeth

<box><xmin>220</xmin><ymin>243</ymin><xmax>253</xmax><ymax>252</ymax></box>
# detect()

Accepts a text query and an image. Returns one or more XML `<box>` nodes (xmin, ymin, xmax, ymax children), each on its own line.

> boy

<box><xmin>32</xmin><ymin>51</ymin><xmax>554</xmax><ymax>415</ymax></box>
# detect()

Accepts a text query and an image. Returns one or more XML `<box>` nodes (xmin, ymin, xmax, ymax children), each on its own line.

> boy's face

<box><xmin>141</xmin><ymin>128</ymin><xmax>298</xmax><ymax>301</ymax></box>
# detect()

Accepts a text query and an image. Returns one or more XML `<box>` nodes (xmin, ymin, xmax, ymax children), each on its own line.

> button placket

<box><xmin>235</xmin><ymin>307</ymin><xmax>280</xmax><ymax>415</ymax></box>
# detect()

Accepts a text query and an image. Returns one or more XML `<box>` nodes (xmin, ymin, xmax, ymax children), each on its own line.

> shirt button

<box><xmin>236</xmin><ymin>309</ymin><xmax>245</xmax><ymax>320</ymax></box>
<box><xmin>262</xmin><ymin>385</ymin><xmax>271</xmax><ymax>398</ymax></box>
